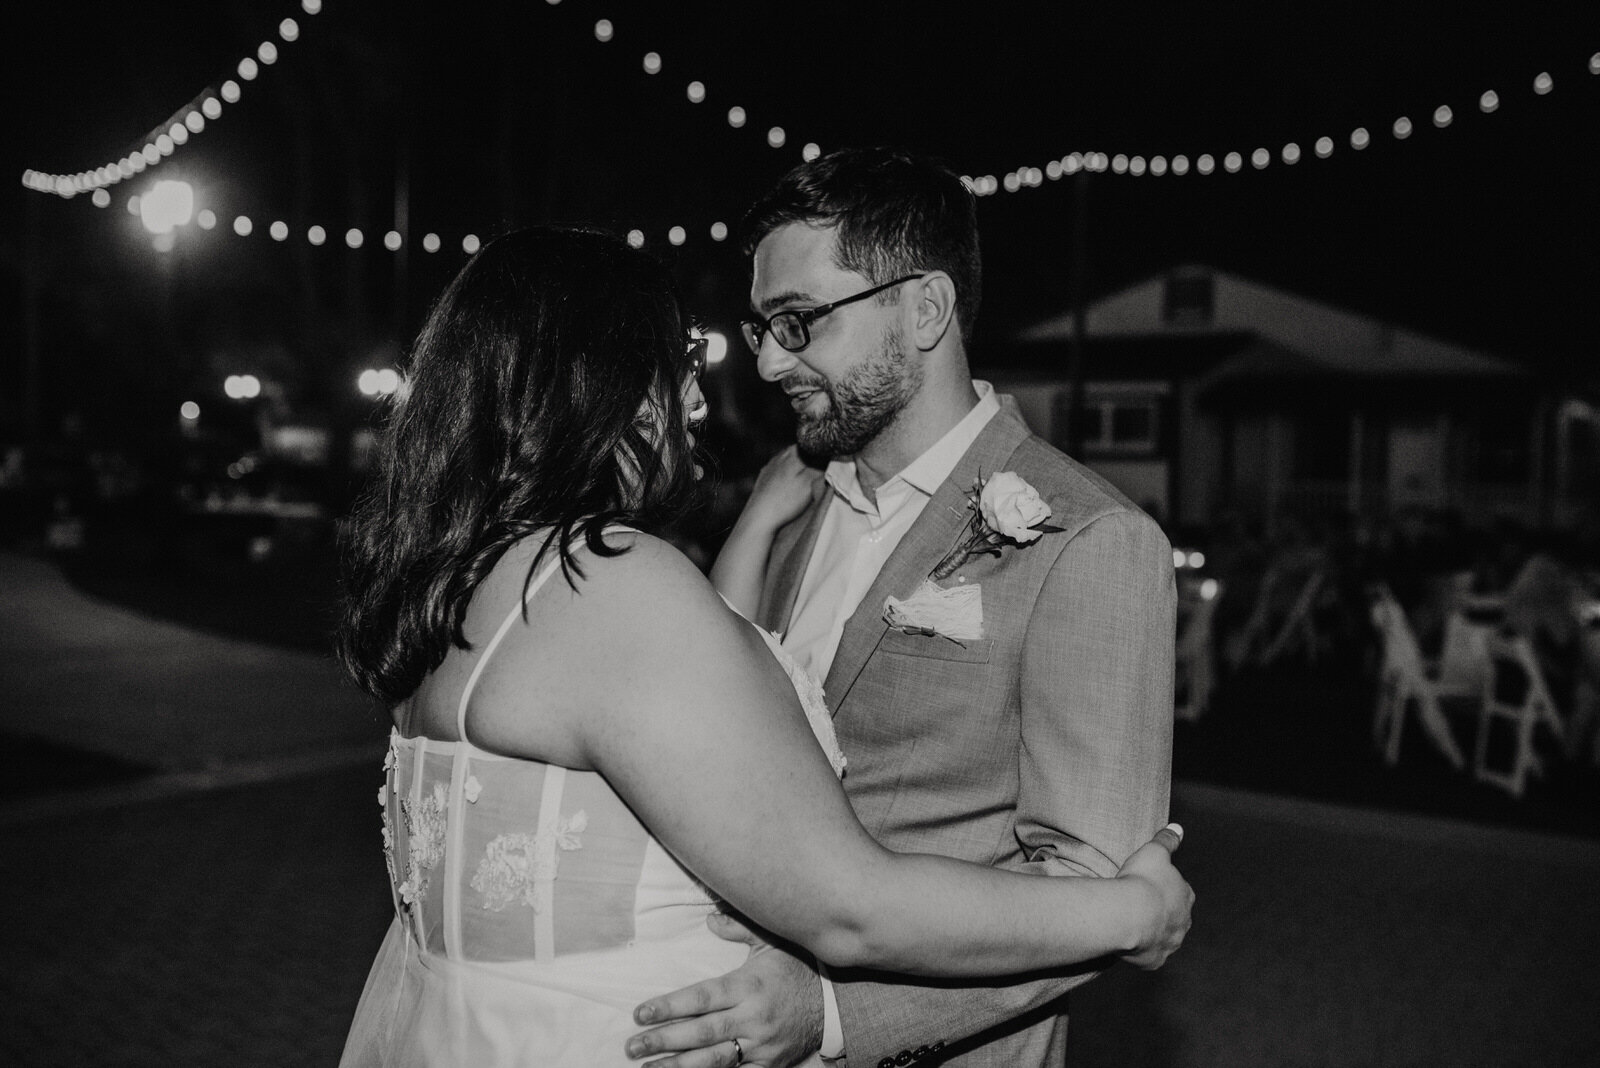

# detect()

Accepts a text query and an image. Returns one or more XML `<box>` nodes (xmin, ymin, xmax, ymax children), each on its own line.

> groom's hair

<box><xmin>337</xmin><ymin>226</ymin><xmax>701</xmax><ymax>705</ymax></box>
<box><xmin>741</xmin><ymin>146</ymin><xmax>982</xmax><ymax>344</ymax></box>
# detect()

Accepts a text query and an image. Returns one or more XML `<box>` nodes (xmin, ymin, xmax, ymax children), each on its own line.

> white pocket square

<box><xmin>882</xmin><ymin>580</ymin><xmax>985</xmax><ymax>642</ymax></box>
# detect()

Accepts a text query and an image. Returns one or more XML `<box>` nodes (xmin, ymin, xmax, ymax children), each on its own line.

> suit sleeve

<box><xmin>829</xmin><ymin>509</ymin><xmax>1176</xmax><ymax>1066</ymax></box>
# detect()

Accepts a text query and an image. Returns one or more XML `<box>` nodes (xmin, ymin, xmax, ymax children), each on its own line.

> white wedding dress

<box><xmin>340</xmin><ymin>540</ymin><xmax>842</xmax><ymax>1067</ymax></box>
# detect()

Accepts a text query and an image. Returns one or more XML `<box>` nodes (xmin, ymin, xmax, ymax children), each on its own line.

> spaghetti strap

<box><xmin>453</xmin><ymin>527</ymin><xmax>637</xmax><ymax>745</ymax></box>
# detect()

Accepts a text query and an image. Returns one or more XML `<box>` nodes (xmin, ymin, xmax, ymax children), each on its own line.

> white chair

<box><xmin>1369</xmin><ymin>585</ymin><xmax>1474</xmax><ymax>769</ymax></box>
<box><xmin>1175</xmin><ymin>580</ymin><xmax>1224</xmax><ymax>721</ymax></box>
<box><xmin>1226</xmin><ymin>552</ymin><xmax>1330</xmax><ymax>671</ymax></box>
<box><xmin>1472</xmin><ymin>632</ymin><xmax>1566</xmax><ymax>798</ymax></box>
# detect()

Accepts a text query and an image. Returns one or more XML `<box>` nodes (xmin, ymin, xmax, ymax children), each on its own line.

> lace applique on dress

<box><xmin>471</xmin><ymin>811</ymin><xmax>589</xmax><ymax>911</ymax></box>
<box><xmin>397</xmin><ymin>782</ymin><xmax>449</xmax><ymax>908</ymax></box>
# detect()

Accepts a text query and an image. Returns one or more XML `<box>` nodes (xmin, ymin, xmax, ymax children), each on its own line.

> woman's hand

<box><xmin>742</xmin><ymin>446</ymin><xmax>824</xmax><ymax>532</ymax></box>
<box><xmin>1115</xmin><ymin>823</ymin><xmax>1194</xmax><ymax>970</ymax></box>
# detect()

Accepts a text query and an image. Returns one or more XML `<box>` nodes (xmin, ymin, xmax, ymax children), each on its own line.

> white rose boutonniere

<box><xmin>931</xmin><ymin>471</ymin><xmax>1062</xmax><ymax>580</ymax></box>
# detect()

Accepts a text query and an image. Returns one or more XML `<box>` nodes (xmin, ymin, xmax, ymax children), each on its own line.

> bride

<box><xmin>335</xmin><ymin>226</ymin><xmax>1192</xmax><ymax>1067</ymax></box>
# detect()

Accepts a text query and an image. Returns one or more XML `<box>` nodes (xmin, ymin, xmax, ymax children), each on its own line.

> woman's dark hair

<box><xmin>337</xmin><ymin>226</ymin><xmax>701</xmax><ymax>705</ymax></box>
<box><xmin>740</xmin><ymin>146</ymin><xmax>982</xmax><ymax>344</ymax></box>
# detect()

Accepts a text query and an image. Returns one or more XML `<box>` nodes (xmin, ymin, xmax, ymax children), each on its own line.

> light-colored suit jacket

<box><xmin>757</xmin><ymin>400</ymin><xmax>1175</xmax><ymax>1068</ymax></box>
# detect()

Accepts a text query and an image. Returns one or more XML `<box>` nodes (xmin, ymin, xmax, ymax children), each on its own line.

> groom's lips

<box><xmin>785</xmin><ymin>384</ymin><xmax>824</xmax><ymax>412</ymax></box>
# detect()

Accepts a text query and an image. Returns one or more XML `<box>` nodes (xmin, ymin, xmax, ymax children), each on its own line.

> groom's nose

<box><xmin>755</xmin><ymin>335</ymin><xmax>799</xmax><ymax>382</ymax></box>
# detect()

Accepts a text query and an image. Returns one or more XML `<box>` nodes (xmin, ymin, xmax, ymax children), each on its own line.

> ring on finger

<box><xmin>729</xmin><ymin>1037</ymin><xmax>745</xmax><ymax>1066</ymax></box>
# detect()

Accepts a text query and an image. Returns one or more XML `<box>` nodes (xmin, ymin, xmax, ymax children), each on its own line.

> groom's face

<box><xmin>749</xmin><ymin>223</ymin><xmax>919</xmax><ymax>459</ymax></box>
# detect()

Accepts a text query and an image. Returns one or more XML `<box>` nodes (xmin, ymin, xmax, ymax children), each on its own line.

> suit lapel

<box><xmin>757</xmin><ymin>481</ymin><xmax>831</xmax><ymax>635</ymax></box>
<box><xmin>821</xmin><ymin>405</ymin><xmax>1033</xmax><ymax>708</ymax></box>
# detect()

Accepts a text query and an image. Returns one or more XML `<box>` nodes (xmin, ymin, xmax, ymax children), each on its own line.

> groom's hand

<box><xmin>626</xmin><ymin>913</ymin><xmax>824</xmax><ymax>1068</ymax></box>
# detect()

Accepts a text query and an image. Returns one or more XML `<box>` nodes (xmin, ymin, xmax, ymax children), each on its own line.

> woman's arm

<box><xmin>476</xmin><ymin>534</ymin><xmax>1192</xmax><ymax>978</ymax></box>
<box><xmin>710</xmin><ymin>446</ymin><xmax>822</xmax><ymax>618</ymax></box>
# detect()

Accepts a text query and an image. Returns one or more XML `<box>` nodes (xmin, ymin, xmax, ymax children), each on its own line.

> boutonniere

<box><xmin>930</xmin><ymin>471</ymin><xmax>1062</xmax><ymax>580</ymax></box>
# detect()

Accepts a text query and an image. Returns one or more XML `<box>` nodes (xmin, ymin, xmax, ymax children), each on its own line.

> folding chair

<box><xmin>1175</xmin><ymin>580</ymin><xmax>1224</xmax><ymax>721</ymax></box>
<box><xmin>1472</xmin><ymin>632</ymin><xmax>1566</xmax><ymax>798</ymax></box>
<box><xmin>1259</xmin><ymin>568</ymin><xmax>1330</xmax><ymax>667</ymax></box>
<box><xmin>1368</xmin><ymin>585</ymin><xmax>1473</xmax><ymax>768</ymax></box>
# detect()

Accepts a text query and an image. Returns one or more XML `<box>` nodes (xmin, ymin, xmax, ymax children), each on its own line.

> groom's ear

<box><xmin>909</xmin><ymin>272</ymin><xmax>958</xmax><ymax>352</ymax></box>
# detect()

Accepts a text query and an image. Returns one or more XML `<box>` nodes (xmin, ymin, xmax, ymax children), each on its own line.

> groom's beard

<box><xmin>794</xmin><ymin>325</ymin><xmax>920</xmax><ymax>459</ymax></box>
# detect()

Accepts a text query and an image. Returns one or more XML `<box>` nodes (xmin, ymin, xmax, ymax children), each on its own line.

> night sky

<box><xmin>7</xmin><ymin>0</ymin><xmax>1598</xmax><ymax>434</ymax></box>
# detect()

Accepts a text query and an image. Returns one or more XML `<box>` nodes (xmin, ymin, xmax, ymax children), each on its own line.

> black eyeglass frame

<box><xmin>740</xmin><ymin>273</ymin><xmax>927</xmax><ymax>354</ymax></box>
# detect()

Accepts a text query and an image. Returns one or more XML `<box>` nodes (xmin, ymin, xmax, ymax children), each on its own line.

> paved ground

<box><xmin>3</xmin><ymin>549</ymin><xmax>1598</xmax><ymax>1067</ymax></box>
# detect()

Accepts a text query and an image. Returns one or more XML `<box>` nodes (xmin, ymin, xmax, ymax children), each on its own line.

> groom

<box><xmin>631</xmin><ymin>147</ymin><xmax>1176</xmax><ymax>1067</ymax></box>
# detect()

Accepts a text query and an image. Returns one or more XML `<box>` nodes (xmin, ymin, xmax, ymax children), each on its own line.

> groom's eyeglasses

<box><xmin>740</xmin><ymin>274</ymin><xmax>926</xmax><ymax>355</ymax></box>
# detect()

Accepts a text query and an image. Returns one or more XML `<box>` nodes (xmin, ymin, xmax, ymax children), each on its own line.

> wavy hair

<box><xmin>337</xmin><ymin>226</ymin><xmax>700</xmax><ymax>705</ymax></box>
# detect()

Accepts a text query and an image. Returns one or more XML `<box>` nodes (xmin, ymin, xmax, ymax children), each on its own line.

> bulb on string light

<box><xmin>1533</xmin><ymin>72</ymin><xmax>1552</xmax><ymax>94</ymax></box>
<box><xmin>1351</xmin><ymin>127</ymin><xmax>1371</xmax><ymax>149</ymax></box>
<box><xmin>203</xmin><ymin>97</ymin><xmax>222</xmax><ymax>119</ymax></box>
<box><xmin>1111</xmin><ymin>154</ymin><xmax>1128</xmax><ymax>174</ymax></box>
<box><xmin>1392</xmin><ymin>116</ymin><xmax>1413</xmax><ymax>139</ymax></box>
<box><xmin>1282</xmin><ymin>143</ymin><xmax>1300</xmax><ymax>164</ymax></box>
<box><xmin>627</xmin><ymin>230</ymin><xmax>645</xmax><ymax>249</ymax></box>
<box><xmin>594</xmin><ymin>19</ymin><xmax>613</xmax><ymax>42</ymax></box>
<box><xmin>643</xmin><ymin>52</ymin><xmax>662</xmax><ymax>74</ymax></box>
<box><xmin>422</xmin><ymin>233</ymin><xmax>441</xmax><ymax>253</ymax></box>
<box><xmin>308</xmin><ymin>225</ymin><xmax>326</xmax><ymax>245</ymax></box>
<box><xmin>92</xmin><ymin>189</ymin><xmax>110</xmax><ymax>208</ymax></box>
<box><xmin>463</xmin><ymin>234</ymin><xmax>481</xmax><ymax>254</ymax></box>
<box><xmin>767</xmin><ymin>126</ymin><xmax>786</xmax><ymax>148</ymax></box>
<box><xmin>687</xmin><ymin>81</ymin><xmax>706</xmax><ymax>103</ymax></box>
<box><xmin>668</xmin><ymin>226</ymin><xmax>686</xmax><ymax>246</ymax></box>
<box><xmin>385</xmin><ymin>231</ymin><xmax>402</xmax><ymax>251</ymax></box>
<box><xmin>1224</xmin><ymin>152</ymin><xmax>1242</xmax><ymax>173</ymax></box>
<box><xmin>1129</xmin><ymin>156</ymin><xmax>1147</xmax><ymax>176</ymax></box>
<box><xmin>1046</xmin><ymin>160</ymin><xmax>1062</xmax><ymax>179</ymax></box>
<box><xmin>221</xmin><ymin>80</ymin><xmax>241</xmax><ymax>103</ymax></box>
<box><xmin>1315</xmin><ymin>136</ymin><xmax>1334</xmax><ymax>158</ymax></box>
<box><xmin>1480</xmin><ymin>90</ymin><xmax>1499</xmax><ymax>112</ymax></box>
<box><xmin>1171</xmin><ymin>155</ymin><xmax>1189</xmax><ymax>175</ymax></box>
<box><xmin>1151</xmin><ymin>155</ymin><xmax>1168</xmax><ymax>176</ymax></box>
<box><xmin>802</xmin><ymin>142</ymin><xmax>821</xmax><ymax>161</ymax></box>
<box><xmin>234</xmin><ymin>215</ymin><xmax>253</xmax><ymax>236</ymax></box>
<box><xmin>1590</xmin><ymin>53</ymin><xmax>1599</xmax><ymax>75</ymax></box>
<box><xmin>302</xmin><ymin>0</ymin><xmax>322</xmax><ymax>13</ymax></box>
<box><xmin>727</xmin><ymin>106</ymin><xmax>746</xmax><ymax>128</ymax></box>
<box><xmin>1433</xmin><ymin>105</ymin><xmax>1452</xmax><ymax>127</ymax></box>
<box><xmin>279</xmin><ymin>18</ymin><xmax>299</xmax><ymax>42</ymax></box>
<box><xmin>270</xmin><ymin>221</ymin><xmax>289</xmax><ymax>241</ymax></box>
<box><xmin>169</xmin><ymin>124</ymin><xmax>189</xmax><ymax>145</ymax></box>
<box><xmin>1003</xmin><ymin>171</ymin><xmax>1021</xmax><ymax>191</ymax></box>
<box><xmin>710</xmin><ymin>221</ymin><xmax>728</xmax><ymax>241</ymax></box>
<box><xmin>197</xmin><ymin>209</ymin><xmax>216</xmax><ymax>229</ymax></box>
<box><xmin>258</xmin><ymin>41</ymin><xmax>279</xmax><ymax>65</ymax></box>
<box><xmin>1249</xmin><ymin>148</ymin><xmax>1268</xmax><ymax>169</ymax></box>
<box><xmin>1198</xmin><ymin>153</ymin><xmax>1216</xmax><ymax>175</ymax></box>
<box><xmin>156</xmin><ymin>134</ymin><xmax>175</xmax><ymax>156</ymax></box>
<box><xmin>239</xmin><ymin>57</ymin><xmax>259</xmax><ymax>80</ymax></box>
<box><xmin>346</xmin><ymin>228</ymin><xmax>364</xmax><ymax>249</ymax></box>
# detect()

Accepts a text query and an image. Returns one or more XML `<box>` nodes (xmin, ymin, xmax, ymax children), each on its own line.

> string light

<box><xmin>21</xmin><ymin>0</ymin><xmax>318</xmax><ymax>198</ymax></box>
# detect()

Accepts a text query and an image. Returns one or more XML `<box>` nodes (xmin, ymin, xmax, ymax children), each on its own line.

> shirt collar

<box><xmin>823</xmin><ymin>380</ymin><xmax>1001</xmax><ymax>504</ymax></box>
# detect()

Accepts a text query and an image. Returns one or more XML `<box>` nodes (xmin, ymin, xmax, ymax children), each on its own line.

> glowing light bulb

<box><xmin>643</xmin><ymin>52</ymin><xmax>662</xmax><ymax>75</ymax></box>
<box><xmin>422</xmin><ymin>233</ymin><xmax>441</xmax><ymax>253</ymax></box>
<box><xmin>127</xmin><ymin>195</ymin><xmax>141</xmax><ymax>215</ymax></box>
<box><xmin>202</xmin><ymin>97</ymin><xmax>222</xmax><ymax>119</ymax></box>
<box><xmin>302</xmin><ymin>0</ymin><xmax>322</xmax><ymax>13</ymax></box>
<box><xmin>727</xmin><ymin>106</ymin><xmax>747</xmax><ymax>128</ymax></box>
<box><xmin>384</xmin><ymin>231</ymin><xmax>402</xmax><ymax>251</ymax></box>
<box><xmin>1251</xmin><ymin>147</ymin><xmax>1269</xmax><ymax>169</ymax></box>
<box><xmin>1392</xmin><ymin>116</ymin><xmax>1413</xmax><ymax>139</ymax></box>
<box><xmin>1003</xmin><ymin>172</ymin><xmax>1021</xmax><ymax>191</ymax></box>
<box><xmin>1151</xmin><ymin>156</ymin><xmax>1168</xmax><ymax>176</ymax></box>
<box><xmin>1533</xmin><ymin>72</ymin><xmax>1553</xmax><ymax>94</ymax></box>
<box><xmin>279</xmin><ymin>18</ymin><xmax>299</xmax><ymax>41</ymax></box>
<box><xmin>92</xmin><ymin>189</ymin><xmax>110</xmax><ymax>208</ymax></box>
<box><xmin>156</xmin><ymin>134</ymin><xmax>174</xmax><ymax>156</ymax></box>
<box><xmin>180</xmin><ymin>401</ymin><xmax>200</xmax><ymax>421</ymax></box>
<box><xmin>221</xmin><ymin>80</ymin><xmax>241</xmax><ymax>104</ymax></box>
<box><xmin>668</xmin><ymin>226</ymin><xmax>686</xmax><ymax>246</ymax></box>
<box><xmin>140</xmin><ymin>180</ymin><xmax>194</xmax><ymax>233</ymax></box>
<box><xmin>258</xmin><ymin>41</ymin><xmax>279</xmax><ymax>65</ymax></box>
<box><xmin>1282</xmin><ymin>143</ymin><xmax>1301</xmax><ymax>164</ymax></box>
<box><xmin>1590</xmin><ymin>53</ymin><xmax>1599</xmax><ymax>76</ymax></box>
<box><xmin>1480</xmin><ymin>90</ymin><xmax>1499</xmax><ymax>113</ymax></box>
<box><xmin>1111</xmin><ymin>154</ymin><xmax>1128</xmax><ymax>174</ymax></box>
<box><xmin>767</xmin><ymin>126</ymin><xmax>786</xmax><ymax>148</ymax></box>
<box><xmin>1224</xmin><ymin>151</ymin><xmax>1242</xmax><ymax>173</ymax></box>
<box><xmin>169</xmin><ymin>124</ymin><xmax>188</xmax><ymax>145</ymax></box>
<box><xmin>234</xmin><ymin>215</ymin><xmax>252</xmax><ymax>236</ymax></box>
<box><xmin>1129</xmin><ymin>156</ymin><xmax>1147</xmax><ymax>176</ymax></box>
<box><xmin>594</xmin><ymin>19</ymin><xmax>613</xmax><ymax>42</ymax></box>
<box><xmin>687</xmin><ymin>81</ymin><xmax>706</xmax><ymax>103</ymax></box>
<box><xmin>462</xmin><ymin>234</ymin><xmax>481</xmax><ymax>254</ymax></box>
<box><xmin>627</xmin><ymin>230</ymin><xmax>644</xmax><ymax>248</ymax></box>
<box><xmin>1197</xmin><ymin>154</ymin><xmax>1215</xmax><ymax>175</ymax></box>
<box><xmin>239</xmin><ymin>57</ymin><xmax>259</xmax><ymax>80</ymax></box>
<box><xmin>710</xmin><ymin>221</ymin><xmax>728</xmax><ymax>242</ymax></box>
<box><xmin>1351</xmin><ymin>127</ymin><xmax>1371</xmax><ymax>149</ymax></box>
<box><xmin>346</xmin><ymin>228</ymin><xmax>364</xmax><ymax>249</ymax></box>
<box><xmin>270</xmin><ymin>221</ymin><xmax>289</xmax><ymax>241</ymax></box>
<box><xmin>142</xmin><ymin>144</ymin><xmax>160</xmax><ymax>164</ymax></box>
<box><xmin>308</xmin><ymin>225</ymin><xmax>326</xmax><ymax>245</ymax></box>
<box><xmin>1315</xmin><ymin>136</ymin><xmax>1334</xmax><ymax>158</ymax></box>
<box><xmin>1433</xmin><ymin>105</ymin><xmax>1452</xmax><ymax>127</ymax></box>
<box><xmin>197</xmin><ymin>209</ymin><xmax>216</xmax><ymax>229</ymax></box>
<box><xmin>802</xmin><ymin>142</ymin><xmax>821</xmax><ymax>162</ymax></box>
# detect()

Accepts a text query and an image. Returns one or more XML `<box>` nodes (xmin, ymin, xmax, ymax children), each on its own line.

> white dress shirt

<box><xmin>779</xmin><ymin>381</ymin><xmax>1000</xmax><ymax>1060</ymax></box>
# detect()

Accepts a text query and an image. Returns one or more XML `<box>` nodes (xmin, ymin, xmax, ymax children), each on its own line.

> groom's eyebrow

<box><xmin>756</xmin><ymin>289</ymin><xmax>816</xmax><ymax>315</ymax></box>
